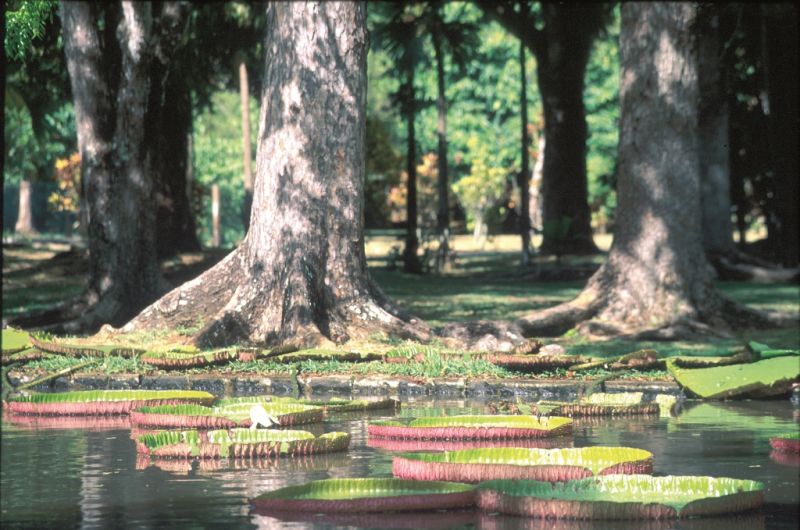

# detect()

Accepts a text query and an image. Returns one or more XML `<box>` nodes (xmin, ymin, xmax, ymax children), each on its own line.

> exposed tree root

<box><xmin>711</xmin><ymin>252</ymin><xmax>800</xmax><ymax>283</ymax></box>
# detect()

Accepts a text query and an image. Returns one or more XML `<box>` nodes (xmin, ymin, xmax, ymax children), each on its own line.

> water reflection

<box><xmin>476</xmin><ymin>512</ymin><xmax>766</xmax><ymax>530</ymax></box>
<box><xmin>253</xmin><ymin>509</ymin><xmax>477</xmax><ymax>529</ymax></box>
<box><xmin>1</xmin><ymin>399</ymin><xmax>798</xmax><ymax>529</ymax></box>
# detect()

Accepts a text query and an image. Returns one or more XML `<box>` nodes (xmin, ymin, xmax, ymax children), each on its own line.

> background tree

<box><xmin>483</xmin><ymin>1</ymin><xmax>610</xmax><ymax>255</ymax></box>
<box><xmin>53</xmin><ymin>1</ymin><xmax>189</xmax><ymax>331</ymax></box>
<box><xmin>508</xmin><ymin>2</ymin><xmax>791</xmax><ymax>339</ymax></box>
<box><xmin>126</xmin><ymin>2</ymin><xmax>428</xmax><ymax>348</ymax></box>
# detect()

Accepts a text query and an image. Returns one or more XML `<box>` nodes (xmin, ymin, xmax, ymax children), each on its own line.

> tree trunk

<box><xmin>530</xmin><ymin>133</ymin><xmax>544</xmax><ymax>231</ymax></box>
<box><xmin>125</xmin><ymin>2</ymin><xmax>428</xmax><ymax>348</ymax></box>
<box><xmin>512</xmin><ymin>3</ymin><xmax>791</xmax><ymax>340</ymax></box>
<box><xmin>432</xmin><ymin>31</ymin><xmax>451</xmax><ymax>270</ymax></box>
<box><xmin>762</xmin><ymin>4</ymin><xmax>799</xmax><ymax>267</ymax></box>
<box><xmin>152</xmin><ymin>69</ymin><xmax>201</xmax><ymax>258</ymax></box>
<box><xmin>59</xmin><ymin>2</ymin><xmax>184</xmax><ymax>331</ymax></box>
<box><xmin>15</xmin><ymin>179</ymin><xmax>37</xmax><ymax>236</ymax></box>
<box><xmin>518</xmin><ymin>41</ymin><xmax>531</xmax><ymax>265</ymax></box>
<box><xmin>698</xmin><ymin>11</ymin><xmax>735</xmax><ymax>258</ymax></box>
<box><xmin>240</xmin><ymin>60</ymin><xmax>254</xmax><ymax>233</ymax></box>
<box><xmin>535</xmin><ymin>5</ymin><xmax>599</xmax><ymax>256</ymax></box>
<box><xmin>402</xmin><ymin>69</ymin><xmax>422</xmax><ymax>274</ymax></box>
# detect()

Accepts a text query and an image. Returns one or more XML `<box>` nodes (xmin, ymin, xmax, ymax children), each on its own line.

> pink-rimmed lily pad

<box><xmin>135</xmin><ymin>428</ymin><xmax>350</xmax><ymax>459</ymax></box>
<box><xmin>3</xmin><ymin>390</ymin><xmax>215</xmax><ymax>416</ymax></box>
<box><xmin>392</xmin><ymin>446</ymin><xmax>653</xmax><ymax>483</ymax></box>
<box><xmin>369</xmin><ymin>415</ymin><xmax>572</xmax><ymax>440</ymax></box>
<box><xmin>4</xmin><ymin>413</ymin><xmax>132</xmax><ymax>431</ymax></box>
<box><xmin>250</xmin><ymin>478</ymin><xmax>475</xmax><ymax>513</ymax></box>
<box><xmin>476</xmin><ymin>474</ymin><xmax>763</xmax><ymax>519</ymax></box>
<box><xmin>768</xmin><ymin>433</ymin><xmax>800</xmax><ymax>454</ymax></box>
<box><xmin>129</xmin><ymin>402</ymin><xmax>323</xmax><ymax>429</ymax></box>
<box><xmin>368</xmin><ymin>436</ymin><xmax>572</xmax><ymax>453</ymax></box>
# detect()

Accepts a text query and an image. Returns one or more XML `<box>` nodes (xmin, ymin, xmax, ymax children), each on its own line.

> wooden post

<box><xmin>211</xmin><ymin>184</ymin><xmax>221</xmax><ymax>247</ymax></box>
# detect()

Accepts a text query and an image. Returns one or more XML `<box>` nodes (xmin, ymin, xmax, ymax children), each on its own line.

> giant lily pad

<box><xmin>368</xmin><ymin>437</ymin><xmax>572</xmax><ymax>453</ymax></box>
<box><xmin>129</xmin><ymin>402</ymin><xmax>323</xmax><ymax>429</ymax></box>
<box><xmin>29</xmin><ymin>336</ymin><xmax>143</xmax><ymax>358</ymax></box>
<box><xmin>769</xmin><ymin>433</ymin><xmax>800</xmax><ymax>454</ymax></box>
<box><xmin>392</xmin><ymin>446</ymin><xmax>653</xmax><ymax>483</ymax></box>
<box><xmin>5</xmin><ymin>413</ymin><xmax>132</xmax><ymax>431</ymax></box>
<box><xmin>666</xmin><ymin>356</ymin><xmax>800</xmax><ymax>399</ymax></box>
<box><xmin>369</xmin><ymin>415</ymin><xmax>572</xmax><ymax>440</ymax></box>
<box><xmin>546</xmin><ymin>393</ymin><xmax>660</xmax><ymax>417</ymax></box>
<box><xmin>1</xmin><ymin>327</ymin><xmax>31</xmax><ymax>354</ymax></box>
<box><xmin>136</xmin><ymin>428</ymin><xmax>350</xmax><ymax>458</ymax></box>
<box><xmin>476</xmin><ymin>474</ymin><xmax>763</xmax><ymax>519</ymax></box>
<box><xmin>3</xmin><ymin>390</ymin><xmax>215</xmax><ymax>415</ymax></box>
<box><xmin>250</xmin><ymin>478</ymin><xmax>475</xmax><ymax>513</ymax></box>
<box><xmin>140</xmin><ymin>349</ymin><xmax>237</xmax><ymax>369</ymax></box>
<box><xmin>215</xmin><ymin>395</ymin><xmax>399</xmax><ymax>413</ymax></box>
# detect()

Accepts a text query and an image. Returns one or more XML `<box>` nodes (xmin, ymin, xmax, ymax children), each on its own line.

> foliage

<box><xmin>452</xmin><ymin>136</ymin><xmax>508</xmax><ymax>238</ymax></box>
<box><xmin>4</xmin><ymin>0</ymin><xmax>57</xmax><ymax>61</ymax></box>
<box><xmin>192</xmin><ymin>91</ymin><xmax>259</xmax><ymax>247</ymax></box>
<box><xmin>48</xmin><ymin>153</ymin><xmax>80</xmax><ymax>213</ymax></box>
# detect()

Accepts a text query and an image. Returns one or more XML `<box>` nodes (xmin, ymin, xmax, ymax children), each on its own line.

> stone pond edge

<box><xmin>5</xmin><ymin>372</ymin><xmax>680</xmax><ymax>400</ymax></box>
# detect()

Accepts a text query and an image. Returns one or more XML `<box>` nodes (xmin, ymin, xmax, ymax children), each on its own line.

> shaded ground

<box><xmin>2</xmin><ymin>236</ymin><xmax>798</xmax><ymax>382</ymax></box>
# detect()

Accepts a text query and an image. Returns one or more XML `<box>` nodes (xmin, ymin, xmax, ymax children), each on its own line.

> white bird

<box><xmin>249</xmin><ymin>405</ymin><xmax>280</xmax><ymax>430</ymax></box>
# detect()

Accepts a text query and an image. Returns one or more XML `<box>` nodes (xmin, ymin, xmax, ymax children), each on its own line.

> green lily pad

<box><xmin>4</xmin><ymin>390</ymin><xmax>215</xmax><ymax>415</ymax></box>
<box><xmin>369</xmin><ymin>415</ymin><xmax>572</xmax><ymax>440</ymax></box>
<box><xmin>130</xmin><ymin>401</ymin><xmax>324</xmax><ymax>429</ymax></box>
<box><xmin>666</xmin><ymin>356</ymin><xmax>800</xmax><ymax>399</ymax></box>
<box><xmin>250</xmin><ymin>478</ymin><xmax>476</xmax><ymax>513</ymax></box>
<box><xmin>136</xmin><ymin>428</ymin><xmax>350</xmax><ymax>458</ymax></box>
<box><xmin>476</xmin><ymin>475</ymin><xmax>764</xmax><ymax>519</ymax></box>
<box><xmin>393</xmin><ymin>446</ymin><xmax>653</xmax><ymax>483</ymax></box>
<box><xmin>747</xmin><ymin>341</ymin><xmax>798</xmax><ymax>360</ymax></box>
<box><xmin>1</xmin><ymin>328</ymin><xmax>31</xmax><ymax>354</ymax></box>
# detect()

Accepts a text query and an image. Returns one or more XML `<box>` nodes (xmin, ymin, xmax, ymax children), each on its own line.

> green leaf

<box><xmin>252</xmin><ymin>477</ymin><xmax>475</xmax><ymax>502</ymax></box>
<box><xmin>476</xmin><ymin>475</ymin><xmax>764</xmax><ymax>517</ymax></box>
<box><xmin>1</xmin><ymin>327</ymin><xmax>31</xmax><ymax>353</ymax></box>
<box><xmin>666</xmin><ymin>356</ymin><xmax>800</xmax><ymax>399</ymax></box>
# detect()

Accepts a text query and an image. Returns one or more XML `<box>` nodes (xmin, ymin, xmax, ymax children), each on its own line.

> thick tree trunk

<box><xmin>518</xmin><ymin>41</ymin><xmax>531</xmax><ymax>265</ymax></box>
<box><xmin>762</xmin><ymin>5</ymin><xmax>799</xmax><ymax>267</ymax></box>
<box><xmin>152</xmin><ymin>70</ymin><xmax>201</xmax><ymax>258</ymax></box>
<box><xmin>698</xmin><ymin>11</ymin><xmax>735</xmax><ymax>258</ymax></box>
<box><xmin>15</xmin><ymin>179</ymin><xmax>37</xmax><ymax>236</ymax></box>
<box><xmin>240</xmin><ymin>60</ymin><xmax>254</xmax><ymax>233</ymax></box>
<box><xmin>402</xmin><ymin>70</ymin><xmax>422</xmax><ymax>274</ymax></box>
<box><xmin>432</xmin><ymin>31</ymin><xmax>451</xmax><ymax>270</ymax></box>
<box><xmin>536</xmin><ymin>5</ymin><xmax>599</xmax><ymax>256</ymax></box>
<box><xmin>58</xmin><ymin>2</ymin><xmax>184</xmax><ymax>331</ymax></box>
<box><xmin>510</xmin><ymin>3</ymin><xmax>793</xmax><ymax>340</ymax></box>
<box><xmin>125</xmin><ymin>2</ymin><xmax>429</xmax><ymax>348</ymax></box>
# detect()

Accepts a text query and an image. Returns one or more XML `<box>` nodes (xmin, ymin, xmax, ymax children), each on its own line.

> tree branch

<box><xmin>477</xmin><ymin>0</ymin><xmax>543</xmax><ymax>57</ymax></box>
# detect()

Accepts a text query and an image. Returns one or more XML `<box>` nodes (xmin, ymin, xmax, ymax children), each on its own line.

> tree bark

<box><xmin>14</xmin><ymin>179</ymin><xmax>37</xmax><ymax>236</ymax></box>
<box><xmin>698</xmin><ymin>10</ymin><xmax>735</xmax><ymax>258</ymax></box>
<box><xmin>535</xmin><ymin>5</ymin><xmax>599</xmax><ymax>256</ymax></box>
<box><xmin>432</xmin><ymin>31</ymin><xmax>451</xmax><ymax>270</ymax></box>
<box><xmin>518</xmin><ymin>41</ymin><xmax>531</xmax><ymax>265</ymax></box>
<box><xmin>402</xmin><ymin>69</ymin><xmax>422</xmax><ymax>274</ymax></box>
<box><xmin>125</xmin><ymin>2</ymin><xmax>429</xmax><ymax>348</ymax></box>
<box><xmin>240</xmin><ymin>60</ymin><xmax>254</xmax><ymax>233</ymax></box>
<box><xmin>510</xmin><ymin>3</ymin><xmax>793</xmax><ymax>340</ymax></box>
<box><xmin>762</xmin><ymin>4</ymin><xmax>799</xmax><ymax>267</ymax></box>
<box><xmin>58</xmin><ymin>2</ymin><xmax>184</xmax><ymax>331</ymax></box>
<box><xmin>152</xmin><ymin>68</ymin><xmax>201</xmax><ymax>258</ymax></box>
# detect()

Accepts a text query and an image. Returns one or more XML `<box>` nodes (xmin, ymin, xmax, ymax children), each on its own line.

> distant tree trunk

<box><xmin>536</xmin><ymin>5</ymin><xmax>598</xmax><ymax>256</ymax></box>
<box><xmin>518</xmin><ymin>41</ymin><xmax>531</xmax><ymax>265</ymax></box>
<box><xmin>402</xmin><ymin>70</ymin><xmax>422</xmax><ymax>274</ymax></box>
<box><xmin>431</xmin><ymin>31</ymin><xmax>451</xmax><ymax>270</ymax></box>
<box><xmin>510</xmin><ymin>3</ymin><xmax>791</xmax><ymax>339</ymax></box>
<box><xmin>698</xmin><ymin>10</ymin><xmax>735</xmax><ymax>258</ymax></box>
<box><xmin>125</xmin><ymin>2</ymin><xmax>428</xmax><ymax>348</ymax></box>
<box><xmin>762</xmin><ymin>4</ymin><xmax>799</xmax><ymax>267</ymax></box>
<box><xmin>58</xmin><ymin>2</ymin><xmax>185</xmax><ymax>331</ymax></box>
<box><xmin>240</xmin><ymin>60</ymin><xmax>254</xmax><ymax>233</ymax></box>
<box><xmin>15</xmin><ymin>179</ymin><xmax>37</xmax><ymax>236</ymax></box>
<box><xmin>152</xmin><ymin>70</ymin><xmax>201</xmax><ymax>258</ymax></box>
<box><xmin>529</xmin><ymin>133</ymin><xmax>544</xmax><ymax>231</ymax></box>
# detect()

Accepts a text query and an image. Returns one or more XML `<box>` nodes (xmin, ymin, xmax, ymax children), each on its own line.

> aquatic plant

<box><xmin>3</xmin><ymin>390</ymin><xmax>215</xmax><ymax>415</ymax></box>
<box><xmin>136</xmin><ymin>428</ymin><xmax>350</xmax><ymax>459</ymax></box>
<box><xmin>250</xmin><ymin>478</ymin><xmax>476</xmax><ymax>513</ymax></box>
<box><xmin>476</xmin><ymin>474</ymin><xmax>763</xmax><ymax>519</ymax></box>
<box><xmin>368</xmin><ymin>415</ymin><xmax>572</xmax><ymax>440</ymax></box>
<box><xmin>214</xmin><ymin>395</ymin><xmax>399</xmax><ymax>413</ymax></box>
<box><xmin>769</xmin><ymin>433</ymin><xmax>800</xmax><ymax>454</ymax></box>
<box><xmin>666</xmin><ymin>356</ymin><xmax>800</xmax><ymax>399</ymax></box>
<box><xmin>129</xmin><ymin>402</ymin><xmax>323</xmax><ymax>429</ymax></box>
<box><xmin>368</xmin><ymin>436</ymin><xmax>572</xmax><ymax>453</ymax></box>
<box><xmin>140</xmin><ymin>350</ymin><xmax>238</xmax><ymax>369</ymax></box>
<box><xmin>392</xmin><ymin>446</ymin><xmax>653</xmax><ymax>483</ymax></box>
<box><xmin>5</xmin><ymin>413</ymin><xmax>132</xmax><ymax>431</ymax></box>
<box><xmin>548</xmin><ymin>392</ymin><xmax>660</xmax><ymax>417</ymax></box>
<box><xmin>1</xmin><ymin>327</ymin><xmax>31</xmax><ymax>354</ymax></box>
<box><xmin>484</xmin><ymin>354</ymin><xmax>585</xmax><ymax>372</ymax></box>
<box><xmin>30</xmin><ymin>336</ymin><xmax>143</xmax><ymax>358</ymax></box>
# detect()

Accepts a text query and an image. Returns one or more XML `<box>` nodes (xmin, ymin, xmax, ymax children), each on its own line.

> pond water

<box><xmin>1</xmin><ymin>398</ymin><xmax>798</xmax><ymax>529</ymax></box>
